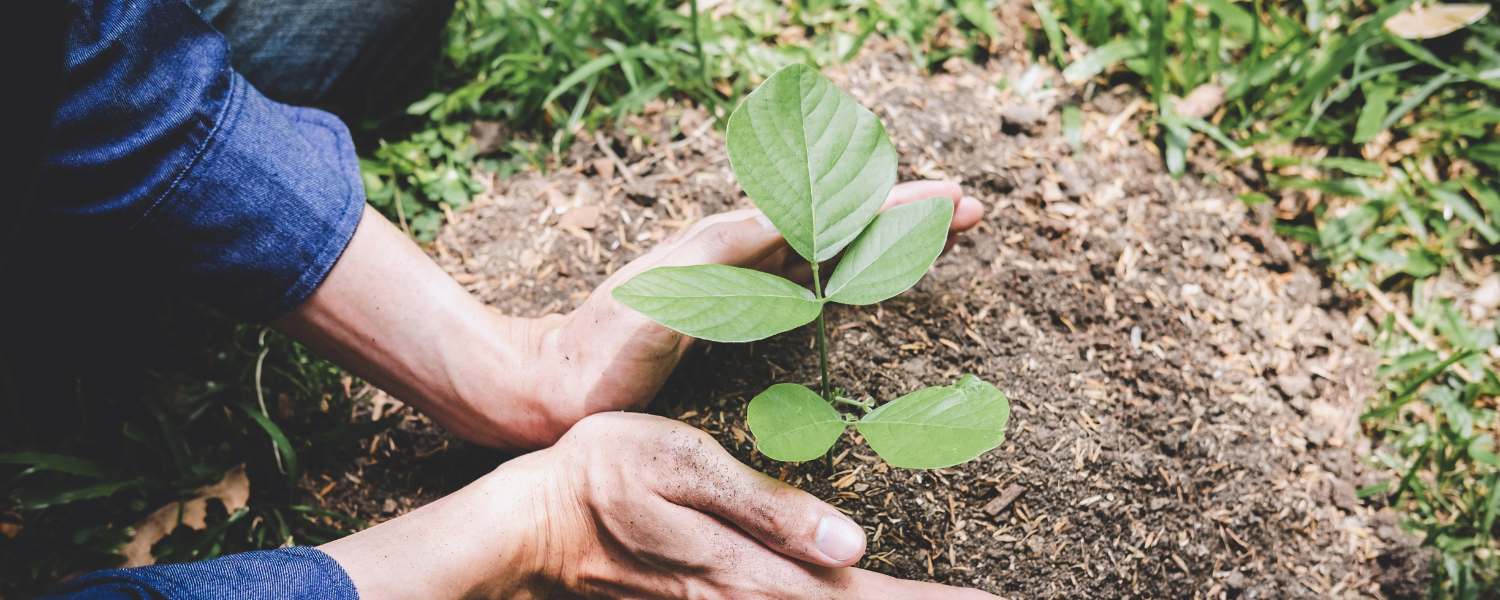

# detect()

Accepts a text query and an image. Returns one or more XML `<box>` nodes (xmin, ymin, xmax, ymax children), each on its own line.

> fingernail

<box><xmin>754</xmin><ymin>214</ymin><xmax>777</xmax><ymax>234</ymax></box>
<box><xmin>816</xmin><ymin>515</ymin><xmax>864</xmax><ymax>562</ymax></box>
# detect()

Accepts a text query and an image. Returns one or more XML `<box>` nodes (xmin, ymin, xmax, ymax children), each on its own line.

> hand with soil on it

<box><xmin>320</xmin><ymin>413</ymin><xmax>1001</xmax><ymax>600</ymax></box>
<box><xmin>274</xmin><ymin>182</ymin><xmax>983</xmax><ymax>452</ymax></box>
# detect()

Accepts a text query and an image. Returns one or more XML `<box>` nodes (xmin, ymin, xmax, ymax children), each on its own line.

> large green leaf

<box><xmin>747</xmin><ymin>384</ymin><xmax>847</xmax><ymax>462</ymax></box>
<box><xmin>726</xmin><ymin>63</ymin><xmax>897</xmax><ymax>263</ymax></box>
<box><xmin>825</xmin><ymin>196</ymin><xmax>953</xmax><ymax>305</ymax></box>
<box><xmin>612</xmin><ymin>265</ymin><xmax>823</xmax><ymax>343</ymax></box>
<box><xmin>856</xmin><ymin>375</ymin><xmax>1010</xmax><ymax>469</ymax></box>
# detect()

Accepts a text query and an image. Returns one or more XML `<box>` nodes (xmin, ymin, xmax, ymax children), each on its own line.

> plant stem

<box><xmin>810</xmin><ymin>262</ymin><xmax>831</xmax><ymax>402</ymax></box>
<box><xmin>810</xmin><ymin>261</ymin><xmax>835</xmax><ymax>475</ymax></box>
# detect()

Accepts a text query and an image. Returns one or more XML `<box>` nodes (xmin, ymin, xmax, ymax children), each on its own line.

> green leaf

<box><xmin>1197</xmin><ymin>0</ymin><xmax>1256</xmax><ymax>38</ymax></box>
<box><xmin>235</xmin><ymin>402</ymin><xmax>300</xmax><ymax>491</ymax></box>
<box><xmin>1033</xmin><ymin>0</ymin><xmax>1066</xmax><ymax>65</ymax></box>
<box><xmin>747</xmin><ymin>384</ymin><xmax>846</xmax><ymax>462</ymax></box>
<box><xmin>1278</xmin><ymin>0</ymin><xmax>1414</xmax><ymax>123</ymax></box>
<box><xmin>1357</xmin><ymin>481</ymin><xmax>1391</xmax><ymax>499</ymax></box>
<box><xmin>857</xmin><ymin>375</ymin><xmax>1011</xmax><ymax>469</ymax></box>
<box><xmin>825</xmin><ymin>197</ymin><xmax>953</xmax><ymax>305</ymax></box>
<box><xmin>1316</xmin><ymin>157</ymin><xmax>1385</xmax><ymax>179</ymax></box>
<box><xmin>1355</xmin><ymin>83</ymin><xmax>1395</xmax><ymax>143</ymax></box>
<box><xmin>0</xmin><ymin>453</ymin><xmax>110</xmax><ymax>478</ymax></box>
<box><xmin>726</xmin><ymin>64</ymin><xmax>897</xmax><ymax>263</ymax></box>
<box><xmin>1062</xmin><ymin>39</ymin><xmax>1146</xmax><ymax>83</ymax></box>
<box><xmin>1465</xmin><ymin>142</ymin><xmax>1500</xmax><ymax>169</ymax></box>
<box><xmin>13</xmin><ymin>478</ymin><xmax>143</xmax><ymax>510</ymax></box>
<box><xmin>1428</xmin><ymin>185</ymin><xmax>1500</xmax><ymax>244</ymax></box>
<box><xmin>955</xmin><ymin>0</ymin><xmax>1002</xmax><ymax>39</ymax></box>
<box><xmin>1062</xmin><ymin>105</ymin><xmax>1082</xmax><ymax>151</ymax></box>
<box><xmin>612</xmin><ymin>265</ymin><xmax>823</xmax><ymax>343</ymax></box>
<box><xmin>1469</xmin><ymin>435</ymin><xmax>1500</xmax><ymax>468</ymax></box>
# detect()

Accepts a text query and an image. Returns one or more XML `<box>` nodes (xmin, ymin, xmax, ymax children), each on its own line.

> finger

<box><xmin>882</xmin><ymin>180</ymin><xmax>962</xmax><ymax>211</ymax></box>
<box><xmin>824</xmin><ymin>567</ymin><xmax>1004</xmax><ymax>600</ymax></box>
<box><xmin>881</xmin><ymin>182</ymin><xmax>983</xmax><ymax>233</ymax></box>
<box><xmin>651</xmin><ymin>428</ymin><xmax>867</xmax><ymax>568</ymax></box>
<box><xmin>953</xmin><ymin>195</ymin><xmax>984</xmax><ymax>232</ymax></box>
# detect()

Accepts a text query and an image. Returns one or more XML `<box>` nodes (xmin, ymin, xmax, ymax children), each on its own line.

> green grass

<box><xmin>1036</xmin><ymin>0</ymin><xmax>1500</xmax><ymax>594</ymax></box>
<box><xmin>358</xmin><ymin>0</ymin><xmax>1006</xmax><ymax>240</ymax></box>
<box><xmin>0</xmin><ymin>308</ymin><xmax>395</xmax><ymax>598</ymax></box>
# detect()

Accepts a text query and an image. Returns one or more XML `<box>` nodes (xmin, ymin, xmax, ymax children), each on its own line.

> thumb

<box><xmin>660</xmin><ymin>437</ymin><xmax>867</xmax><ymax>568</ymax></box>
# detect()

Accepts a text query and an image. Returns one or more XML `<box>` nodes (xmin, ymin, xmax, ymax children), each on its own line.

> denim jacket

<box><xmin>37</xmin><ymin>0</ymin><xmax>365</xmax><ymax>322</ymax></box>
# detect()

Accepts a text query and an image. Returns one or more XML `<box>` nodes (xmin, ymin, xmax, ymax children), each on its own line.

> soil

<box><xmin>306</xmin><ymin>42</ymin><xmax>1431</xmax><ymax>600</ymax></box>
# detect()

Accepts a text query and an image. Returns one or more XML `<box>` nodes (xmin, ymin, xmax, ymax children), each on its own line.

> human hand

<box><xmin>321</xmin><ymin>412</ymin><xmax>1001</xmax><ymax>600</ymax></box>
<box><xmin>518</xmin><ymin>181</ymin><xmax>984</xmax><ymax>448</ymax></box>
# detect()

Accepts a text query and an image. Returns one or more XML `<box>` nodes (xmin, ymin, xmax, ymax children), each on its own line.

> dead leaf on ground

<box><xmin>558</xmin><ymin>206</ymin><xmax>602</xmax><ymax>229</ymax></box>
<box><xmin>118</xmin><ymin>464</ymin><xmax>250</xmax><ymax>567</ymax></box>
<box><xmin>1174</xmin><ymin>84</ymin><xmax>1225</xmax><ymax>119</ymax></box>
<box><xmin>1384</xmin><ymin>4</ymin><xmax>1489</xmax><ymax>39</ymax></box>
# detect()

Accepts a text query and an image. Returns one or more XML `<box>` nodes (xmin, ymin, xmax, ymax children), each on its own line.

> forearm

<box><xmin>273</xmin><ymin>204</ymin><xmax>546</xmax><ymax>449</ymax></box>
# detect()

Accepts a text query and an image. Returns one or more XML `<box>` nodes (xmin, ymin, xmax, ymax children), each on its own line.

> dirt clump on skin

<box><xmin>311</xmin><ymin>43</ymin><xmax>1430</xmax><ymax>599</ymax></box>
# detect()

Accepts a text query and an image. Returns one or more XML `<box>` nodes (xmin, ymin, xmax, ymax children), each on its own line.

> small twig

<box><xmin>1107</xmin><ymin>97</ymin><xmax>1145</xmax><ymax>138</ymax></box>
<box><xmin>253</xmin><ymin>328</ymin><xmax>285</xmax><ymax>474</ymax></box>
<box><xmin>594</xmin><ymin>131</ymin><xmax>640</xmax><ymax>185</ymax></box>
<box><xmin>393</xmin><ymin>184</ymin><xmax>412</xmax><ymax>237</ymax></box>
<box><xmin>668</xmin><ymin>116</ymin><xmax>718</xmax><ymax>150</ymax></box>
<box><xmin>1365</xmin><ymin>286</ymin><xmax>1476</xmax><ymax>381</ymax></box>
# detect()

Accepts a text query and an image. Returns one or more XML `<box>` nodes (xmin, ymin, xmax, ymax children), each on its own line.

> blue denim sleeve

<box><xmin>39</xmin><ymin>0</ymin><xmax>365</xmax><ymax>322</ymax></box>
<box><xmin>41</xmin><ymin>547</ymin><xmax>359</xmax><ymax>600</ymax></box>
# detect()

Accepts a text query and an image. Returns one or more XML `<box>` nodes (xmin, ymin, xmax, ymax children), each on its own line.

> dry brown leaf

<box><xmin>1173</xmin><ymin>84</ymin><xmax>1225</xmax><ymax>119</ymax></box>
<box><xmin>118</xmin><ymin>464</ymin><xmax>250</xmax><ymax>567</ymax></box>
<box><xmin>1384</xmin><ymin>4</ymin><xmax>1490</xmax><ymax>39</ymax></box>
<box><xmin>557</xmin><ymin>206</ymin><xmax>602</xmax><ymax>229</ymax></box>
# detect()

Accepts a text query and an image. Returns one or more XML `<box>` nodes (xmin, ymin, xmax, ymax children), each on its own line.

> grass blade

<box><xmin>1062</xmin><ymin>38</ymin><xmax>1146</xmax><ymax>83</ymax></box>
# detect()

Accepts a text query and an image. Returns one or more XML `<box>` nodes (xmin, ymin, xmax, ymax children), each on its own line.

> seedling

<box><xmin>613</xmin><ymin>64</ymin><xmax>1009</xmax><ymax>469</ymax></box>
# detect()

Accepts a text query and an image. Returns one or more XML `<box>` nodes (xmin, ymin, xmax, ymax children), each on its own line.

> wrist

<box><xmin>321</xmin><ymin>450</ymin><xmax>572</xmax><ymax>600</ymax></box>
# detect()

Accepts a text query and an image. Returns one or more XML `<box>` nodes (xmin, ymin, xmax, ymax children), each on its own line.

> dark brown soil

<box><xmin>308</xmin><ymin>43</ymin><xmax>1430</xmax><ymax>599</ymax></box>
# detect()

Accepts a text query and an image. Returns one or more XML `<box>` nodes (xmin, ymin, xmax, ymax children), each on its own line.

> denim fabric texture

<box><xmin>188</xmin><ymin>0</ymin><xmax>454</xmax><ymax>108</ymax></box>
<box><xmin>39</xmin><ymin>0</ymin><xmax>365</xmax><ymax>322</ymax></box>
<box><xmin>43</xmin><ymin>547</ymin><xmax>359</xmax><ymax>600</ymax></box>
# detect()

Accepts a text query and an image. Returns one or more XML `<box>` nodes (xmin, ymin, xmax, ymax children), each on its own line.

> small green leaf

<box><xmin>612</xmin><ymin>265</ymin><xmax>823</xmax><ymax>343</ymax></box>
<box><xmin>1469</xmin><ymin>435</ymin><xmax>1500</xmax><ymax>468</ymax></box>
<box><xmin>955</xmin><ymin>0</ymin><xmax>1002</xmax><ymax>39</ymax></box>
<box><xmin>1062</xmin><ymin>39</ymin><xmax>1146</xmax><ymax>83</ymax></box>
<box><xmin>1316</xmin><ymin>157</ymin><xmax>1386</xmax><ymax>179</ymax></box>
<box><xmin>747</xmin><ymin>384</ymin><xmax>846</xmax><ymax>462</ymax></box>
<box><xmin>857</xmin><ymin>375</ymin><xmax>1011</xmax><ymax>469</ymax></box>
<box><xmin>1354</xmin><ymin>83</ymin><xmax>1394</xmax><ymax>143</ymax></box>
<box><xmin>1032</xmin><ymin>0</ymin><xmax>1066</xmax><ymax>65</ymax></box>
<box><xmin>235</xmin><ymin>402</ymin><xmax>300</xmax><ymax>491</ymax></box>
<box><xmin>0</xmin><ymin>453</ymin><xmax>111</xmax><ymax>479</ymax></box>
<box><xmin>726</xmin><ymin>63</ymin><xmax>897</xmax><ymax>263</ymax></box>
<box><xmin>12</xmin><ymin>478</ymin><xmax>144</xmax><ymax>510</ymax></box>
<box><xmin>826</xmin><ymin>197</ymin><xmax>953</xmax><ymax>305</ymax></box>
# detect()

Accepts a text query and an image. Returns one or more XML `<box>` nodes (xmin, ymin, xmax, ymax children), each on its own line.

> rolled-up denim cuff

<box><xmin>45</xmin><ymin>546</ymin><xmax>360</xmax><ymax>600</ymax></box>
<box><xmin>128</xmin><ymin>73</ymin><xmax>365</xmax><ymax>322</ymax></box>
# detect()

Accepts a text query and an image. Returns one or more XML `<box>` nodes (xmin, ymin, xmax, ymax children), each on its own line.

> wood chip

<box><xmin>983</xmin><ymin>484</ymin><xmax>1026</xmax><ymax>515</ymax></box>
